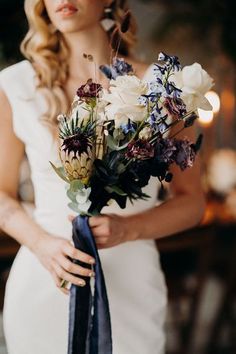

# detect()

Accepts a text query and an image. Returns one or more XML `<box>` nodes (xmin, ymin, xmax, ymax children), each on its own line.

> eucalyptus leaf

<box><xmin>50</xmin><ymin>162</ymin><xmax>70</xmax><ymax>183</ymax></box>
<box><xmin>105</xmin><ymin>186</ymin><xmax>127</xmax><ymax>196</ymax></box>
<box><xmin>68</xmin><ymin>202</ymin><xmax>80</xmax><ymax>213</ymax></box>
<box><xmin>70</xmin><ymin>179</ymin><xmax>84</xmax><ymax>192</ymax></box>
<box><xmin>68</xmin><ymin>202</ymin><xmax>88</xmax><ymax>216</ymax></box>
<box><xmin>117</xmin><ymin>163</ymin><xmax>126</xmax><ymax>174</ymax></box>
<box><xmin>113</xmin><ymin>129</ymin><xmax>125</xmax><ymax>141</ymax></box>
<box><xmin>66</xmin><ymin>189</ymin><xmax>77</xmax><ymax>203</ymax></box>
<box><xmin>107</xmin><ymin>135</ymin><xmax>130</xmax><ymax>151</ymax></box>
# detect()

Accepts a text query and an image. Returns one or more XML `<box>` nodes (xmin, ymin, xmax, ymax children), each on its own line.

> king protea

<box><xmin>57</xmin><ymin>114</ymin><xmax>95</xmax><ymax>185</ymax></box>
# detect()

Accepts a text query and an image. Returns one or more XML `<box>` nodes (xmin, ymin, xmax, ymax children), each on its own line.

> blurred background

<box><xmin>0</xmin><ymin>0</ymin><xmax>236</xmax><ymax>353</ymax></box>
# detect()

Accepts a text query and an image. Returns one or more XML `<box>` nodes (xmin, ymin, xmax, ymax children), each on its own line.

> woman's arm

<box><xmin>0</xmin><ymin>88</ymin><xmax>95</xmax><ymax>294</ymax></box>
<box><xmin>89</xmin><ymin>121</ymin><xmax>206</xmax><ymax>248</ymax></box>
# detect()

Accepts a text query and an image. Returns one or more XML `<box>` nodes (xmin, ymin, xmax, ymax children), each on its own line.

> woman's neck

<box><xmin>63</xmin><ymin>25</ymin><xmax>114</xmax><ymax>82</ymax></box>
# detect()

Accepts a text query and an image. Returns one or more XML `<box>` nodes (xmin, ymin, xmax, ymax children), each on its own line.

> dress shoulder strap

<box><xmin>0</xmin><ymin>60</ymin><xmax>39</xmax><ymax>142</ymax></box>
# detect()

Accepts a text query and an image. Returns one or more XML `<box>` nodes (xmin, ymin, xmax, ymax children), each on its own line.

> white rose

<box><xmin>102</xmin><ymin>75</ymin><xmax>149</xmax><ymax>128</ymax></box>
<box><xmin>172</xmin><ymin>63</ymin><xmax>214</xmax><ymax>111</ymax></box>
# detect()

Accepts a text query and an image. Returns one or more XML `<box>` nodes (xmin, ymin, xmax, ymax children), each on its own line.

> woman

<box><xmin>0</xmin><ymin>1</ymin><xmax>206</xmax><ymax>353</ymax></box>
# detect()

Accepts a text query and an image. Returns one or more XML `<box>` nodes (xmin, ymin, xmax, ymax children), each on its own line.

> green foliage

<box><xmin>49</xmin><ymin>162</ymin><xmax>70</xmax><ymax>183</ymax></box>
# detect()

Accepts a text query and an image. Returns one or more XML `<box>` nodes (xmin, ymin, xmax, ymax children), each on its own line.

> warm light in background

<box><xmin>198</xmin><ymin>109</ymin><xmax>214</xmax><ymax>126</ymax></box>
<box><xmin>198</xmin><ymin>90</ymin><xmax>220</xmax><ymax>126</ymax></box>
<box><xmin>205</xmin><ymin>91</ymin><xmax>221</xmax><ymax>113</ymax></box>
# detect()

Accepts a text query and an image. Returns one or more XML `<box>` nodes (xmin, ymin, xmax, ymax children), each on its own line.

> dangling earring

<box><xmin>100</xmin><ymin>6</ymin><xmax>116</xmax><ymax>31</ymax></box>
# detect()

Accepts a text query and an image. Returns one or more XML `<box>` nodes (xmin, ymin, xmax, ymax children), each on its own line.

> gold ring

<box><xmin>60</xmin><ymin>279</ymin><xmax>68</xmax><ymax>288</ymax></box>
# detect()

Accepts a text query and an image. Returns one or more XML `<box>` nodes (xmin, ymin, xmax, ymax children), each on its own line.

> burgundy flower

<box><xmin>77</xmin><ymin>79</ymin><xmax>102</xmax><ymax>101</ymax></box>
<box><xmin>163</xmin><ymin>97</ymin><xmax>186</xmax><ymax>118</ymax></box>
<box><xmin>126</xmin><ymin>140</ymin><xmax>155</xmax><ymax>160</ymax></box>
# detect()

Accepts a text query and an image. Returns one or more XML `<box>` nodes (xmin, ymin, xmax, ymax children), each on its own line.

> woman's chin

<box><xmin>56</xmin><ymin>24</ymin><xmax>84</xmax><ymax>35</ymax></box>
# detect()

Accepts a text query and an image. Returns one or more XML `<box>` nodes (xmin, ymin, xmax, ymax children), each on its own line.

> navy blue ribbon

<box><xmin>67</xmin><ymin>215</ymin><xmax>113</xmax><ymax>354</ymax></box>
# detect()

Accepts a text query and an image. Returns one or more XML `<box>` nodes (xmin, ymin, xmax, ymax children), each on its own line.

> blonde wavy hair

<box><xmin>21</xmin><ymin>0</ymin><xmax>137</xmax><ymax>128</ymax></box>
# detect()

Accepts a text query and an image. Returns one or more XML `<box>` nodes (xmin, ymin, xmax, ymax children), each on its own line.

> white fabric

<box><xmin>0</xmin><ymin>61</ymin><xmax>168</xmax><ymax>354</ymax></box>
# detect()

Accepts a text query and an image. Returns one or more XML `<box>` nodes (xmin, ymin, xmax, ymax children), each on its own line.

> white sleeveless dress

<box><xmin>0</xmin><ymin>61</ymin><xmax>168</xmax><ymax>354</ymax></box>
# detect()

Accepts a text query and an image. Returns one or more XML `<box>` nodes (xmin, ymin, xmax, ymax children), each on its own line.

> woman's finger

<box><xmin>94</xmin><ymin>237</ymin><xmax>108</xmax><ymax>245</ymax></box>
<box><xmin>92</xmin><ymin>224</ymin><xmax>111</xmax><ymax>238</ymax></box>
<box><xmin>59</xmin><ymin>255</ymin><xmax>95</xmax><ymax>278</ymax></box>
<box><xmin>68</xmin><ymin>215</ymin><xmax>75</xmax><ymax>222</ymax></box>
<box><xmin>51</xmin><ymin>270</ymin><xmax>69</xmax><ymax>295</ymax></box>
<box><xmin>89</xmin><ymin>215</ymin><xmax>106</xmax><ymax>228</ymax></box>
<box><xmin>53</xmin><ymin>262</ymin><xmax>87</xmax><ymax>287</ymax></box>
<box><xmin>96</xmin><ymin>242</ymin><xmax>110</xmax><ymax>249</ymax></box>
<box><xmin>64</xmin><ymin>243</ymin><xmax>95</xmax><ymax>265</ymax></box>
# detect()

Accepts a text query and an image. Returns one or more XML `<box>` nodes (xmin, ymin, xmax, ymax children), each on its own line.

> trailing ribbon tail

<box><xmin>68</xmin><ymin>215</ymin><xmax>113</xmax><ymax>354</ymax></box>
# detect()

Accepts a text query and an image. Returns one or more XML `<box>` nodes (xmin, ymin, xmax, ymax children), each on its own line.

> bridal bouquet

<box><xmin>51</xmin><ymin>52</ymin><xmax>213</xmax><ymax>354</ymax></box>
<box><xmin>52</xmin><ymin>53</ymin><xmax>213</xmax><ymax>216</ymax></box>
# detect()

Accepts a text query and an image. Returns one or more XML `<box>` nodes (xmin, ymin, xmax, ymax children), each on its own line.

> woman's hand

<box><xmin>89</xmin><ymin>214</ymin><xmax>138</xmax><ymax>249</ymax></box>
<box><xmin>33</xmin><ymin>232</ymin><xmax>96</xmax><ymax>295</ymax></box>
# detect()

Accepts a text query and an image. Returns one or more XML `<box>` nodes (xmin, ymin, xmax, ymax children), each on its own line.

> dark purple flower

<box><xmin>175</xmin><ymin>138</ymin><xmax>196</xmax><ymax>170</ymax></box>
<box><xmin>77</xmin><ymin>79</ymin><xmax>102</xmax><ymax>101</ymax></box>
<box><xmin>126</xmin><ymin>140</ymin><xmax>155</xmax><ymax>160</ymax></box>
<box><xmin>163</xmin><ymin>97</ymin><xmax>186</xmax><ymax>118</ymax></box>
<box><xmin>155</xmin><ymin>138</ymin><xmax>177</xmax><ymax>164</ymax></box>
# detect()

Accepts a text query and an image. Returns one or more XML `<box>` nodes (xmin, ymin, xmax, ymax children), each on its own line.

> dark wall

<box><xmin>0</xmin><ymin>0</ymin><xmax>26</xmax><ymax>64</ymax></box>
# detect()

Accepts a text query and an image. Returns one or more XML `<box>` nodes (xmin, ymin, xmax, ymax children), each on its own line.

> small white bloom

<box><xmin>172</xmin><ymin>63</ymin><xmax>214</xmax><ymax>111</ymax></box>
<box><xmin>139</xmin><ymin>127</ymin><xmax>153</xmax><ymax>140</ymax></box>
<box><xmin>70</xmin><ymin>101</ymin><xmax>90</xmax><ymax>126</ymax></box>
<box><xmin>70</xmin><ymin>98</ymin><xmax>108</xmax><ymax>127</ymax></box>
<box><xmin>75</xmin><ymin>187</ymin><xmax>92</xmax><ymax>213</ymax></box>
<box><xmin>102</xmin><ymin>75</ymin><xmax>149</xmax><ymax>128</ymax></box>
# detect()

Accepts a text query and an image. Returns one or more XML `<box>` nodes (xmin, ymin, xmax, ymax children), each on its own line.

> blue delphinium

<box><xmin>158</xmin><ymin>52</ymin><xmax>181</xmax><ymax>72</ymax></box>
<box><xmin>100</xmin><ymin>58</ymin><xmax>134</xmax><ymax>80</ymax></box>
<box><xmin>121</xmin><ymin>120</ymin><xmax>137</xmax><ymax>134</ymax></box>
